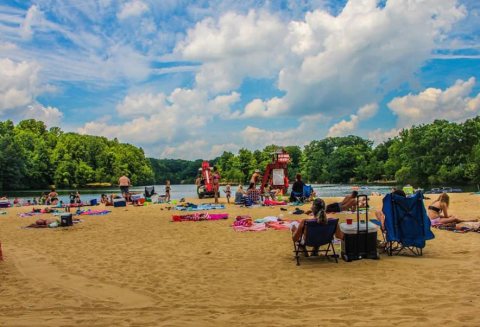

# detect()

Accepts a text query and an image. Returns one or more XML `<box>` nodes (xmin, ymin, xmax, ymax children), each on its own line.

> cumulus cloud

<box><xmin>0</xmin><ymin>58</ymin><xmax>41</xmax><ymax>112</ymax></box>
<box><xmin>327</xmin><ymin>103</ymin><xmax>378</xmax><ymax>137</ymax></box>
<box><xmin>79</xmin><ymin>88</ymin><xmax>240</xmax><ymax>146</ymax></box>
<box><xmin>175</xmin><ymin>10</ymin><xmax>289</xmax><ymax>93</ymax></box>
<box><xmin>22</xmin><ymin>103</ymin><xmax>63</xmax><ymax>127</ymax></box>
<box><xmin>117</xmin><ymin>0</ymin><xmax>149</xmax><ymax>20</ymax></box>
<box><xmin>175</xmin><ymin>0</ymin><xmax>465</xmax><ymax>118</ymax></box>
<box><xmin>388</xmin><ymin>77</ymin><xmax>480</xmax><ymax>128</ymax></box>
<box><xmin>240</xmin><ymin>113</ymin><xmax>329</xmax><ymax>149</ymax></box>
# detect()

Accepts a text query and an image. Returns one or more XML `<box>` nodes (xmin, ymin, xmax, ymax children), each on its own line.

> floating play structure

<box><xmin>197</xmin><ymin>161</ymin><xmax>216</xmax><ymax>199</ymax></box>
<box><xmin>260</xmin><ymin>149</ymin><xmax>290</xmax><ymax>195</ymax></box>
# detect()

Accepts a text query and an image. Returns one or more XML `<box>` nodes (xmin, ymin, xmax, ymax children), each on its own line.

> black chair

<box><xmin>293</xmin><ymin>218</ymin><xmax>339</xmax><ymax>265</ymax></box>
<box><xmin>144</xmin><ymin>186</ymin><xmax>155</xmax><ymax>198</ymax></box>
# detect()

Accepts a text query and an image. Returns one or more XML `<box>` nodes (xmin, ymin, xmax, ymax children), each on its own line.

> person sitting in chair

<box><xmin>291</xmin><ymin>198</ymin><xmax>343</xmax><ymax>248</ymax></box>
<box><xmin>289</xmin><ymin>173</ymin><xmax>305</xmax><ymax>202</ymax></box>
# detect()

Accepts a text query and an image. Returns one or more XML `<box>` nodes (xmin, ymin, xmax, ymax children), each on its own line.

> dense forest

<box><xmin>1</xmin><ymin>117</ymin><xmax>480</xmax><ymax>191</ymax></box>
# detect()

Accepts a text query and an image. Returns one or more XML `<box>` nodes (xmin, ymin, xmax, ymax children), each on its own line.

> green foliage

<box><xmin>1</xmin><ymin>117</ymin><xmax>480</xmax><ymax>190</ymax></box>
<box><xmin>0</xmin><ymin>119</ymin><xmax>154</xmax><ymax>190</ymax></box>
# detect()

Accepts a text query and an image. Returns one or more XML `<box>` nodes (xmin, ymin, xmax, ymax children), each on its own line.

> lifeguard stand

<box><xmin>197</xmin><ymin>161</ymin><xmax>215</xmax><ymax>198</ymax></box>
<box><xmin>260</xmin><ymin>149</ymin><xmax>290</xmax><ymax>194</ymax></box>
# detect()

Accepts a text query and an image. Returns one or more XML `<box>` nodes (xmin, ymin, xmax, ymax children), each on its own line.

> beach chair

<box><xmin>144</xmin><ymin>186</ymin><xmax>155</xmax><ymax>198</ymax></box>
<box><xmin>379</xmin><ymin>192</ymin><xmax>434</xmax><ymax>256</ymax></box>
<box><xmin>293</xmin><ymin>218</ymin><xmax>339</xmax><ymax>265</ymax></box>
<box><xmin>291</xmin><ymin>185</ymin><xmax>313</xmax><ymax>203</ymax></box>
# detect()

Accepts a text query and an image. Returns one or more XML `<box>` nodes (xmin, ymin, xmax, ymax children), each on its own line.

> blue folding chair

<box><xmin>293</xmin><ymin>218</ymin><xmax>339</xmax><ymax>265</ymax></box>
<box><xmin>381</xmin><ymin>192</ymin><xmax>435</xmax><ymax>256</ymax></box>
<box><xmin>291</xmin><ymin>185</ymin><xmax>313</xmax><ymax>203</ymax></box>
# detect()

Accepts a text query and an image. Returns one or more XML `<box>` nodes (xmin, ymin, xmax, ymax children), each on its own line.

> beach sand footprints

<box><xmin>7</xmin><ymin>246</ymin><xmax>154</xmax><ymax>309</ymax></box>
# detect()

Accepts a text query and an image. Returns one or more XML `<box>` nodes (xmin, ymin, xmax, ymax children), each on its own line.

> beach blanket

<box><xmin>78</xmin><ymin>209</ymin><xmax>111</xmax><ymax>216</ymax></box>
<box><xmin>233</xmin><ymin>223</ymin><xmax>268</xmax><ymax>232</ymax></box>
<box><xmin>433</xmin><ymin>222</ymin><xmax>480</xmax><ymax>233</ymax></box>
<box><xmin>172</xmin><ymin>212</ymin><xmax>228</xmax><ymax>222</ymax></box>
<box><xmin>174</xmin><ymin>203</ymin><xmax>225</xmax><ymax>211</ymax></box>
<box><xmin>265</xmin><ymin>221</ymin><xmax>294</xmax><ymax>230</ymax></box>
<box><xmin>263</xmin><ymin>199</ymin><xmax>287</xmax><ymax>206</ymax></box>
<box><xmin>18</xmin><ymin>212</ymin><xmax>44</xmax><ymax>218</ymax></box>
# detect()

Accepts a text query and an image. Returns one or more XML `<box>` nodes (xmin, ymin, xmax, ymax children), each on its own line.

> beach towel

<box><xmin>172</xmin><ymin>212</ymin><xmax>228</xmax><ymax>222</ymax></box>
<box><xmin>263</xmin><ymin>199</ymin><xmax>287</xmax><ymax>206</ymax></box>
<box><xmin>266</xmin><ymin>221</ymin><xmax>294</xmax><ymax>230</ymax></box>
<box><xmin>433</xmin><ymin>222</ymin><xmax>480</xmax><ymax>233</ymax></box>
<box><xmin>18</xmin><ymin>212</ymin><xmax>44</xmax><ymax>218</ymax></box>
<box><xmin>174</xmin><ymin>203</ymin><xmax>225</xmax><ymax>211</ymax></box>
<box><xmin>78</xmin><ymin>209</ymin><xmax>111</xmax><ymax>216</ymax></box>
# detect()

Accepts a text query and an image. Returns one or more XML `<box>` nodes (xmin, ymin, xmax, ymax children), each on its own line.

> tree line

<box><xmin>1</xmin><ymin>117</ymin><xmax>479</xmax><ymax>191</ymax></box>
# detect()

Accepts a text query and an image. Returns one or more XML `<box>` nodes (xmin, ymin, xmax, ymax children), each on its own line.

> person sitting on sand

<box><xmin>234</xmin><ymin>185</ymin><xmax>245</xmax><ymax>204</ymax></box>
<box><xmin>326</xmin><ymin>191</ymin><xmax>359</xmax><ymax>213</ymax></box>
<box><xmin>48</xmin><ymin>189</ymin><xmax>59</xmax><ymax>205</ymax></box>
<box><xmin>246</xmin><ymin>183</ymin><xmax>261</xmax><ymax>204</ymax></box>
<box><xmin>290</xmin><ymin>198</ymin><xmax>343</xmax><ymax>249</ymax></box>
<box><xmin>100</xmin><ymin>194</ymin><xmax>109</xmax><ymax>204</ymax></box>
<box><xmin>428</xmin><ymin>193</ymin><xmax>478</xmax><ymax>226</ymax></box>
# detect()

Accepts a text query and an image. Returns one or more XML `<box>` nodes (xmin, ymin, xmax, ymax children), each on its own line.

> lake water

<box><xmin>4</xmin><ymin>184</ymin><xmax>396</xmax><ymax>203</ymax></box>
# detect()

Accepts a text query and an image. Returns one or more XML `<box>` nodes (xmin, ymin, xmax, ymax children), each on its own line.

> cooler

<box><xmin>340</xmin><ymin>194</ymin><xmax>379</xmax><ymax>262</ymax></box>
<box><xmin>89</xmin><ymin>199</ymin><xmax>98</xmax><ymax>206</ymax></box>
<box><xmin>113</xmin><ymin>198</ymin><xmax>126</xmax><ymax>207</ymax></box>
<box><xmin>60</xmin><ymin>213</ymin><xmax>73</xmax><ymax>227</ymax></box>
<box><xmin>340</xmin><ymin>222</ymin><xmax>379</xmax><ymax>261</ymax></box>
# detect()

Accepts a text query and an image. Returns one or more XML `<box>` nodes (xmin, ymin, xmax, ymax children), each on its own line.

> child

<box><xmin>224</xmin><ymin>184</ymin><xmax>231</xmax><ymax>203</ymax></box>
<box><xmin>165</xmin><ymin>180</ymin><xmax>171</xmax><ymax>202</ymax></box>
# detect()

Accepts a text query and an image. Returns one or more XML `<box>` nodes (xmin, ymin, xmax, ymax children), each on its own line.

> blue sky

<box><xmin>1</xmin><ymin>0</ymin><xmax>479</xmax><ymax>159</ymax></box>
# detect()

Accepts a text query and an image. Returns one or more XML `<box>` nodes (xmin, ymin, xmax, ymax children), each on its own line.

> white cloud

<box><xmin>175</xmin><ymin>1</ymin><xmax>465</xmax><ymax>118</ymax></box>
<box><xmin>117</xmin><ymin>0</ymin><xmax>149</xmax><ymax>20</ymax></box>
<box><xmin>0</xmin><ymin>58</ymin><xmax>62</xmax><ymax>126</ymax></box>
<box><xmin>241</xmin><ymin>113</ymin><xmax>329</xmax><ymax>149</ymax></box>
<box><xmin>22</xmin><ymin>103</ymin><xmax>63</xmax><ymax>127</ymax></box>
<box><xmin>327</xmin><ymin>103</ymin><xmax>378</xmax><ymax>137</ymax></box>
<box><xmin>175</xmin><ymin>10</ymin><xmax>289</xmax><ymax>93</ymax></box>
<box><xmin>388</xmin><ymin>77</ymin><xmax>480</xmax><ymax>128</ymax></box>
<box><xmin>368</xmin><ymin>128</ymin><xmax>401</xmax><ymax>145</ymax></box>
<box><xmin>242</xmin><ymin>97</ymin><xmax>288</xmax><ymax>118</ymax></box>
<box><xmin>79</xmin><ymin>88</ymin><xmax>240</xmax><ymax>146</ymax></box>
<box><xmin>0</xmin><ymin>58</ymin><xmax>41</xmax><ymax>112</ymax></box>
<box><xmin>20</xmin><ymin>5</ymin><xmax>43</xmax><ymax>39</ymax></box>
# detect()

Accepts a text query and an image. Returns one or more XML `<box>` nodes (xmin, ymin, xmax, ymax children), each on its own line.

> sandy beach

<box><xmin>1</xmin><ymin>193</ymin><xmax>479</xmax><ymax>326</ymax></box>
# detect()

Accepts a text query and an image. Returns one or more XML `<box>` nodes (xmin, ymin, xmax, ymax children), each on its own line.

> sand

<box><xmin>0</xmin><ymin>193</ymin><xmax>479</xmax><ymax>326</ymax></box>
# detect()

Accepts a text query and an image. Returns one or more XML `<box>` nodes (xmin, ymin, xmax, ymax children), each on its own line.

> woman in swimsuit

<box><xmin>428</xmin><ymin>193</ymin><xmax>477</xmax><ymax>225</ymax></box>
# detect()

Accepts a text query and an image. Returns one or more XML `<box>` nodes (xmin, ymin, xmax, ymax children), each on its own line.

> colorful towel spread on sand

<box><xmin>174</xmin><ymin>203</ymin><xmax>226</xmax><ymax>211</ymax></box>
<box><xmin>172</xmin><ymin>212</ymin><xmax>229</xmax><ymax>222</ymax></box>
<box><xmin>78</xmin><ymin>209</ymin><xmax>111</xmax><ymax>216</ymax></box>
<box><xmin>433</xmin><ymin>222</ymin><xmax>480</xmax><ymax>233</ymax></box>
<box><xmin>232</xmin><ymin>216</ymin><xmax>294</xmax><ymax>232</ymax></box>
<box><xmin>263</xmin><ymin>199</ymin><xmax>287</xmax><ymax>206</ymax></box>
<box><xmin>18</xmin><ymin>212</ymin><xmax>44</xmax><ymax>218</ymax></box>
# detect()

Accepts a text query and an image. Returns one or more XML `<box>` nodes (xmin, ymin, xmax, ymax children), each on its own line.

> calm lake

<box><xmin>4</xmin><ymin>184</ymin><xmax>399</xmax><ymax>203</ymax></box>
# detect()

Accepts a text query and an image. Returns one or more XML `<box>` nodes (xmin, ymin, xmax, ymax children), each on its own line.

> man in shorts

<box><xmin>118</xmin><ymin>175</ymin><xmax>131</xmax><ymax>198</ymax></box>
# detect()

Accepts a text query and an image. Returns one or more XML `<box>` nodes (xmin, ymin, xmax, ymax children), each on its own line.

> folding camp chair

<box><xmin>379</xmin><ymin>192</ymin><xmax>434</xmax><ymax>256</ymax></box>
<box><xmin>292</xmin><ymin>185</ymin><xmax>313</xmax><ymax>203</ymax></box>
<box><xmin>293</xmin><ymin>218</ymin><xmax>339</xmax><ymax>265</ymax></box>
<box><xmin>144</xmin><ymin>186</ymin><xmax>155</xmax><ymax>198</ymax></box>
